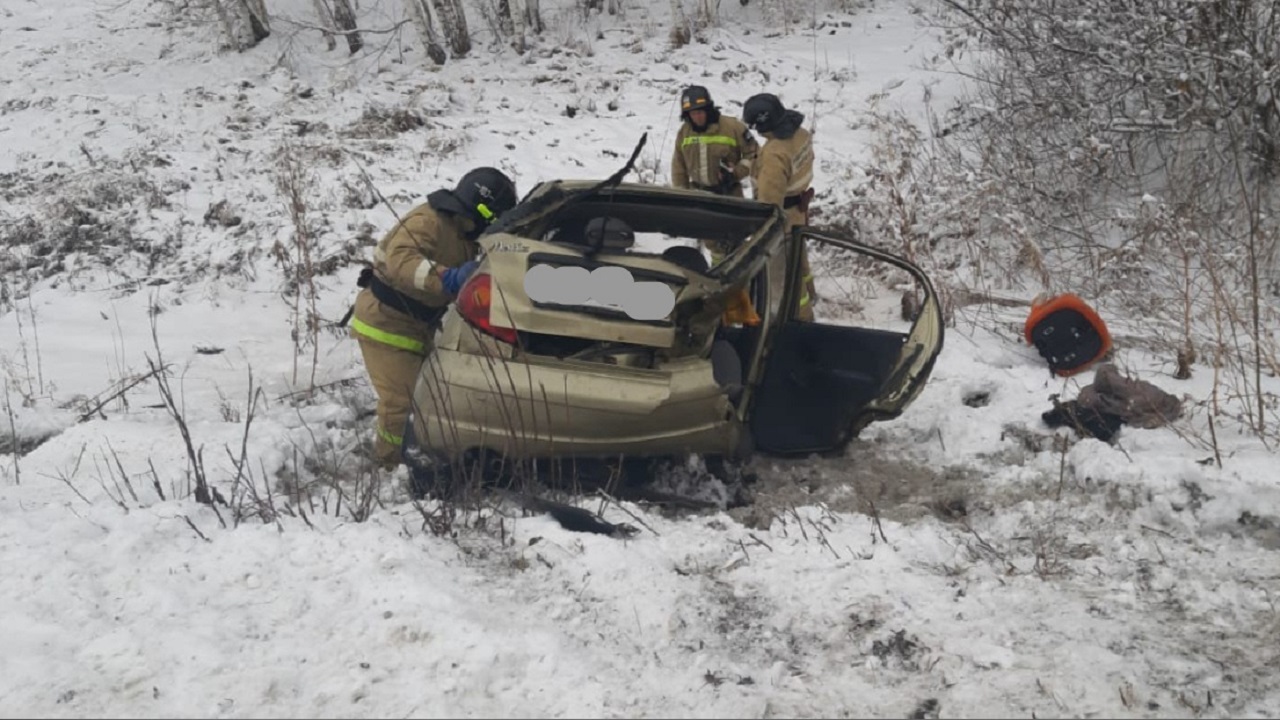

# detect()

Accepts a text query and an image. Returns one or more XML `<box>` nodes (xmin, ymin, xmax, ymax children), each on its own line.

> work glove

<box><xmin>714</xmin><ymin>160</ymin><xmax>736</xmax><ymax>194</ymax></box>
<box><xmin>440</xmin><ymin>259</ymin><xmax>479</xmax><ymax>296</ymax></box>
<box><xmin>722</xmin><ymin>286</ymin><xmax>761</xmax><ymax>327</ymax></box>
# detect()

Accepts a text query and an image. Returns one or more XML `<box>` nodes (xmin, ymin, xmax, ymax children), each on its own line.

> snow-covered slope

<box><xmin>2</xmin><ymin>0</ymin><xmax>1278</xmax><ymax>717</ymax></box>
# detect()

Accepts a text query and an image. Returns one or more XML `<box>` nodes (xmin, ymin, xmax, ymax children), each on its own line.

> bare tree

<box><xmin>214</xmin><ymin>0</ymin><xmax>271</xmax><ymax>50</ymax></box>
<box><xmin>497</xmin><ymin>0</ymin><xmax>515</xmax><ymax>36</ymax></box>
<box><xmin>238</xmin><ymin>0</ymin><xmax>271</xmax><ymax>43</ymax></box>
<box><xmin>403</xmin><ymin>0</ymin><xmax>448</xmax><ymax>64</ymax></box>
<box><xmin>331</xmin><ymin>0</ymin><xmax>363</xmax><ymax>54</ymax></box>
<box><xmin>311</xmin><ymin>0</ymin><xmax>338</xmax><ymax>50</ymax></box>
<box><xmin>524</xmin><ymin>0</ymin><xmax>544</xmax><ymax>35</ymax></box>
<box><xmin>669</xmin><ymin>0</ymin><xmax>690</xmax><ymax>47</ymax></box>
<box><xmin>474</xmin><ymin>0</ymin><xmax>519</xmax><ymax>50</ymax></box>
<box><xmin>432</xmin><ymin>0</ymin><xmax>472</xmax><ymax>57</ymax></box>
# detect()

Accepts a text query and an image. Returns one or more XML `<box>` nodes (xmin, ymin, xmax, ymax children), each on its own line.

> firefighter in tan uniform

<box><xmin>743</xmin><ymin>93</ymin><xmax>818</xmax><ymax>322</ymax></box>
<box><xmin>671</xmin><ymin>85</ymin><xmax>758</xmax><ymax>199</ymax></box>
<box><xmin>349</xmin><ymin>167</ymin><xmax>518</xmax><ymax>470</ymax></box>
<box><xmin>671</xmin><ymin>85</ymin><xmax>759</xmax><ymax>267</ymax></box>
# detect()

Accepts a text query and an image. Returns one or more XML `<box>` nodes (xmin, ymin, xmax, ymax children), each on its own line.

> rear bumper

<box><xmin>408</xmin><ymin>348</ymin><xmax>742</xmax><ymax>459</ymax></box>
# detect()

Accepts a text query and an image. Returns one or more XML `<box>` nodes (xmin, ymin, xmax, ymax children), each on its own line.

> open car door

<box><xmin>746</xmin><ymin>228</ymin><xmax>945</xmax><ymax>456</ymax></box>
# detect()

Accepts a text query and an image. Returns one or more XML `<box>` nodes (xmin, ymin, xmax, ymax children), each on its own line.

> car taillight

<box><xmin>456</xmin><ymin>272</ymin><xmax>518</xmax><ymax>345</ymax></box>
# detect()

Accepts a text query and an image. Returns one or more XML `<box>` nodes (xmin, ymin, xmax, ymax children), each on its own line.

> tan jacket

<box><xmin>349</xmin><ymin>202</ymin><xmax>479</xmax><ymax>354</ymax></box>
<box><xmin>671</xmin><ymin>115</ymin><xmax>759</xmax><ymax>194</ymax></box>
<box><xmin>751</xmin><ymin>125</ymin><xmax>814</xmax><ymax>228</ymax></box>
<box><xmin>753</xmin><ymin>125</ymin><xmax>816</xmax><ymax>319</ymax></box>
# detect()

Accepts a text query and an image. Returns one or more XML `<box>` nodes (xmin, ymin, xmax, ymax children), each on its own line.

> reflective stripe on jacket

<box><xmin>671</xmin><ymin>116</ymin><xmax>759</xmax><ymax>190</ymax></box>
<box><xmin>350</xmin><ymin>202</ymin><xmax>478</xmax><ymax>353</ymax></box>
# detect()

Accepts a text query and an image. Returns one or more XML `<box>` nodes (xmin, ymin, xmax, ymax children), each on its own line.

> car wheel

<box><xmin>687</xmin><ymin>453</ymin><xmax>751</xmax><ymax>509</ymax></box>
<box><xmin>731</xmin><ymin>424</ymin><xmax>756</xmax><ymax>464</ymax></box>
<box><xmin>402</xmin><ymin>416</ymin><xmax>452</xmax><ymax>501</ymax></box>
<box><xmin>706</xmin><ymin>453</ymin><xmax>758</xmax><ymax>485</ymax></box>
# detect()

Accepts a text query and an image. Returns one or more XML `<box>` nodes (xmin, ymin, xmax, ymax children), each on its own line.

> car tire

<box><xmin>402</xmin><ymin>415</ymin><xmax>451</xmax><ymax>501</ymax></box>
<box><xmin>704</xmin><ymin>454</ymin><xmax>756</xmax><ymax>508</ymax></box>
<box><xmin>731</xmin><ymin>424</ymin><xmax>756</xmax><ymax>464</ymax></box>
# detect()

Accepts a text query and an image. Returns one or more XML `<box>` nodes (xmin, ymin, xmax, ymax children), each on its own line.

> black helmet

<box><xmin>453</xmin><ymin>166</ymin><xmax>517</xmax><ymax>226</ymax></box>
<box><xmin>743</xmin><ymin>93</ymin><xmax>786</xmax><ymax>134</ymax></box>
<box><xmin>680</xmin><ymin>85</ymin><xmax>715</xmax><ymax>120</ymax></box>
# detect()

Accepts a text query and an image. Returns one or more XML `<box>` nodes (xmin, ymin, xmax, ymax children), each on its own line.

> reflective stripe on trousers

<box><xmin>349</xmin><ymin>317</ymin><xmax>427</xmax><ymax>355</ymax></box>
<box><xmin>378</xmin><ymin>425</ymin><xmax>403</xmax><ymax>446</ymax></box>
<box><xmin>351</xmin><ymin>316</ymin><xmax>429</xmax><ymax>468</ymax></box>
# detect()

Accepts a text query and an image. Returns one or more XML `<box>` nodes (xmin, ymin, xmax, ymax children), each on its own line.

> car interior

<box><xmin>747</xmin><ymin>321</ymin><xmax>907</xmax><ymax>455</ymax></box>
<box><xmin>518</xmin><ymin>193</ymin><xmax>787</xmax><ymax>414</ymax></box>
<box><xmin>756</xmin><ymin>240</ymin><xmax>918</xmax><ymax>453</ymax></box>
<box><xmin>531</xmin><ymin>194</ymin><xmax>772</xmax><ymax>268</ymax></box>
<box><xmin>512</xmin><ymin>194</ymin><xmax>772</xmax><ymax>369</ymax></box>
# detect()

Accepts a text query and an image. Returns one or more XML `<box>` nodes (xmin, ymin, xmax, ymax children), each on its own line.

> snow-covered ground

<box><xmin>2</xmin><ymin>0</ymin><xmax>1279</xmax><ymax>717</ymax></box>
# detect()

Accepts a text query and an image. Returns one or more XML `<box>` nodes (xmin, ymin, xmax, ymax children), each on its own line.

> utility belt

<box><xmin>783</xmin><ymin>187</ymin><xmax>815</xmax><ymax>211</ymax></box>
<box><xmin>357</xmin><ymin>266</ymin><xmax>449</xmax><ymax>325</ymax></box>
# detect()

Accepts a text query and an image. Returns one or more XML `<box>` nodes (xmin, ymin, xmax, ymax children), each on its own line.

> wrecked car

<box><xmin>401</xmin><ymin>170</ymin><xmax>945</xmax><ymax>501</ymax></box>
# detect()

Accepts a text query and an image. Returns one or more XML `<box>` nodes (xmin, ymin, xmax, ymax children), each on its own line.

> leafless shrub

<box><xmin>0</xmin><ymin>218</ymin><xmax>40</xmax><ymax>283</ymax></box>
<box><xmin>273</xmin><ymin>391</ymin><xmax>390</xmax><ymax>526</ymax></box>
<box><xmin>216</xmin><ymin>367</ymin><xmax>291</xmax><ymax>528</ymax></box>
<box><xmin>813</xmin><ymin>107</ymin><xmax>1024</xmax><ymax>338</ymax></box>
<box><xmin>45</xmin><ymin>445</ymin><xmax>92</xmax><ymax>507</ymax></box>
<box><xmin>547</xmin><ymin>6</ymin><xmax>596</xmax><ymax>56</ymax></box>
<box><xmin>744</xmin><ymin>0</ymin><xmax>816</xmax><ymax>36</ymax></box>
<box><xmin>869</xmin><ymin>628</ymin><xmax>930</xmax><ymax>671</ymax></box>
<box><xmin>473</xmin><ymin>0</ymin><xmax>519</xmax><ymax>50</ymax></box>
<box><xmin>88</xmin><ymin>439</ymin><xmax>147</xmax><ymax>512</ymax></box>
<box><xmin>1</xmin><ymin>163</ymin><xmax>178</xmax><ymax>285</ymax></box>
<box><xmin>0</xmin><ymin>284</ymin><xmax>49</xmax><ymax>406</ymax></box>
<box><xmin>271</xmin><ymin>140</ymin><xmax>324</xmax><ymax>394</ymax></box>
<box><xmin>204</xmin><ymin>200</ymin><xmax>243</xmax><ymax>229</ymax></box>
<box><xmin>145</xmin><ymin>308</ymin><xmax>227</xmax><ymax>527</ymax></box>
<box><xmin>340</xmin><ymin>105</ymin><xmax>429</xmax><ymax>139</ymax></box>
<box><xmin>71</xmin><ymin>365</ymin><xmax>166</xmax><ymax>423</ymax></box>
<box><xmin>861</xmin><ymin>0</ymin><xmax>1280</xmax><ymax>447</ymax></box>
<box><xmin>2</xmin><ymin>381</ymin><xmax>21</xmax><ymax>485</ymax></box>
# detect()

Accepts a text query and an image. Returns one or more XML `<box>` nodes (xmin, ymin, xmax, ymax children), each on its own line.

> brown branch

<box><xmin>183</xmin><ymin>515</ymin><xmax>211</xmax><ymax>543</ymax></box>
<box><xmin>275</xmin><ymin>16</ymin><xmax>412</xmax><ymax>37</ymax></box>
<box><xmin>594</xmin><ymin>488</ymin><xmax>660</xmax><ymax>536</ymax></box>
<box><xmin>76</xmin><ymin>365</ymin><xmax>167</xmax><ymax>423</ymax></box>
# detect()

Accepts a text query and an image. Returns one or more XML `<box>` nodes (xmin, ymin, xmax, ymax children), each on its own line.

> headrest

<box><xmin>583</xmin><ymin>216</ymin><xmax>635</xmax><ymax>250</ymax></box>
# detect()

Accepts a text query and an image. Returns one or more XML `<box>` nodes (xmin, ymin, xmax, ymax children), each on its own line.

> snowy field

<box><xmin>2</xmin><ymin>0</ymin><xmax>1279</xmax><ymax>717</ymax></box>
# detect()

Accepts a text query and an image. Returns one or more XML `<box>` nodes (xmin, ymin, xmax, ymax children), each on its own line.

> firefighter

<box><xmin>671</xmin><ymin>85</ymin><xmax>759</xmax><ymax>266</ymax></box>
<box><xmin>742</xmin><ymin>92</ymin><xmax>818</xmax><ymax>322</ymax></box>
<box><xmin>671</xmin><ymin>85</ymin><xmax>759</xmax><ymax>198</ymax></box>
<box><xmin>349</xmin><ymin>166</ymin><xmax>518</xmax><ymax>470</ymax></box>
